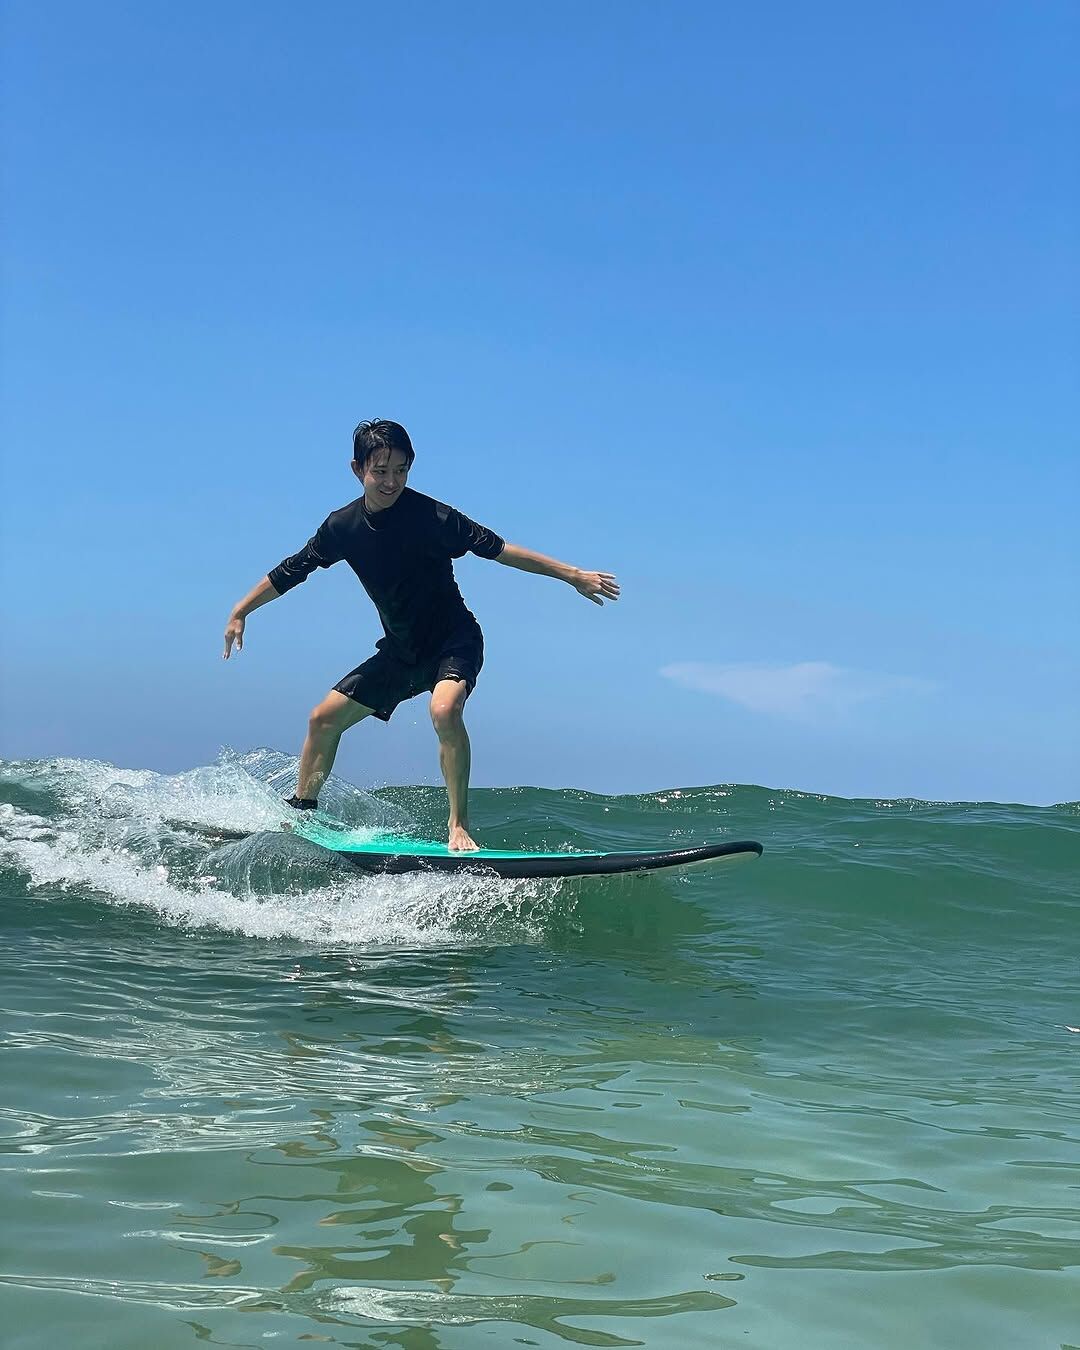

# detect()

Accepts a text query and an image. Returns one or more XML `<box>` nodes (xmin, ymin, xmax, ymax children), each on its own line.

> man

<box><xmin>223</xmin><ymin>419</ymin><xmax>619</xmax><ymax>851</ymax></box>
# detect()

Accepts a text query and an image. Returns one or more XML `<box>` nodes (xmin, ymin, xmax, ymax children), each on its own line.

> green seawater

<box><xmin>1</xmin><ymin>749</ymin><xmax>1078</xmax><ymax>1349</ymax></box>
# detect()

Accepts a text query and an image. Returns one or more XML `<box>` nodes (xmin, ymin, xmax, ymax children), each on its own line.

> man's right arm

<box><xmin>223</xmin><ymin>577</ymin><xmax>280</xmax><ymax>659</ymax></box>
<box><xmin>223</xmin><ymin>516</ymin><xmax>344</xmax><ymax>660</ymax></box>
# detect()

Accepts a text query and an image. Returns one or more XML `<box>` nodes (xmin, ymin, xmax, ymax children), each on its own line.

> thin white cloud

<box><xmin>659</xmin><ymin>661</ymin><xmax>934</xmax><ymax>721</ymax></box>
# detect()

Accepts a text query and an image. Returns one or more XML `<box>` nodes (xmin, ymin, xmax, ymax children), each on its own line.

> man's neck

<box><xmin>361</xmin><ymin>488</ymin><xmax>405</xmax><ymax>520</ymax></box>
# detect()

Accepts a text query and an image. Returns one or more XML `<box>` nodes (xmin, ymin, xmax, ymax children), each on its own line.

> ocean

<box><xmin>1</xmin><ymin>749</ymin><xmax>1077</xmax><ymax>1349</ymax></box>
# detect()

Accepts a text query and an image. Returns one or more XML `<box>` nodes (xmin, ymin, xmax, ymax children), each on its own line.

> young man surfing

<box><xmin>223</xmin><ymin>419</ymin><xmax>619</xmax><ymax>851</ymax></box>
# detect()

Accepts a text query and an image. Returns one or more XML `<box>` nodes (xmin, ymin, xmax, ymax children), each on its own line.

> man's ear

<box><xmin>351</xmin><ymin>460</ymin><xmax>364</xmax><ymax>483</ymax></box>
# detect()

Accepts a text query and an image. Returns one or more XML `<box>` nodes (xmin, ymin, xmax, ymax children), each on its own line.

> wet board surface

<box><xmin>296</xmin><ymin>821</ymin><xmax>764</xmax><ymax>879</ymax></box>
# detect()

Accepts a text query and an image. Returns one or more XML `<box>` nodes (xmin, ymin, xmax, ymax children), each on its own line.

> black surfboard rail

<box><xmin>338</xmin><ymin>839</ymin><xmax>764</xmax><ymax>879</ymax></box>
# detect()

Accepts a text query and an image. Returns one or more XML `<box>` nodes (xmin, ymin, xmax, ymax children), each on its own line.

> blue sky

<box><xmin>2</xmin><ymin>0</ymin><xmax>1076</xmax><ymax>804</ymax></box>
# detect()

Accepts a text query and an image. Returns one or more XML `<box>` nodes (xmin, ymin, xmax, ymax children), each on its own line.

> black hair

<box><xmin>352</xmin><ymin>419</ymin><xmax>415</xmax><ymax>472</ymax></box>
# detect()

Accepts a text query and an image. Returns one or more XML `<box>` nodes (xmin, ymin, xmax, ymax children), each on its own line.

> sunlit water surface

<box><xmin>1</xmin><ymin>751</ymin><xmax>1078</xmax><ymax>1348</ymax></box>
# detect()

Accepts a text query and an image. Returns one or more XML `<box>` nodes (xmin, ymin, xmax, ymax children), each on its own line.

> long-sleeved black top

<box><xmin>267</xmin><ymin>489</ymin><xmax>505</xmax><ymax>663</ymax></box>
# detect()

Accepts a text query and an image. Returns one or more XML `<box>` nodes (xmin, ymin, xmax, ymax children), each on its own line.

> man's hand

<box><xmin>572</xmin><ymin>570</ymin><xmax>620</xmax><ymax>606</ymax></box>
<box><xmin>495</xmin><ymin>544</ymin><xmax>620</xmax><ymax>605</ymax></box>
<box><xmin>223</xmin><ymin>614</ymin><xmax>245</xmax><ymax>659</ymax></box>
<box><xmin>222</xmin><ymin>578</ymin><xmax>281</xmax><ymax>659</ymax></box>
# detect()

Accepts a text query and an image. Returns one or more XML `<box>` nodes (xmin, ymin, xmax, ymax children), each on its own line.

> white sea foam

<box><xmin>0</xmin><ymin>751</ymin><xmax>555</xmax><ymax>947</ymax></box>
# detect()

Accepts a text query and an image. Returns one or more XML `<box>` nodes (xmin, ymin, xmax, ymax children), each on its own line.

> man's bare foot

<box><xmin>448</xmin><ymin>823</ymin><xmax>480</xmax><ymax>852</ymax></box>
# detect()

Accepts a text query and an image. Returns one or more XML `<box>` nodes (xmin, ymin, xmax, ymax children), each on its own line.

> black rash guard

<box><xmin>267</xmin><ymin>489</ymin><xmax>505</xmax><ymax>664</ymax></box>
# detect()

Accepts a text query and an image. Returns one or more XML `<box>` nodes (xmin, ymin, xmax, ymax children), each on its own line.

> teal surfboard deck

<box><xmin>297</xmin><ymin>821</ymin><xmax>763</xmax><ymax>879</ymax></box>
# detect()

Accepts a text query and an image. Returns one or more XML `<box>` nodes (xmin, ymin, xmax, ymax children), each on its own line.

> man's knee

<box><xmin>308</xmin><ymin>702</ymin><xmax>337</xmax><ymax>735</ymax></box>
<box><xmin>309</xmin><ymin>695</ymin><xmax>360</xmax><ymax>736</ymax></box>
<box><xmin>430</xmin><ymin>684</ymin><xmax>468</xmax><ymax>736</ymax></box>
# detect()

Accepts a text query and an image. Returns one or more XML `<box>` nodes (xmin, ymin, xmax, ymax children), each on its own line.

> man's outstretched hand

<box><xmin>223</xmin><ymin>615</ymin><xmax>245</xmax><ymax>659</ymax></box>
<box><xmin>222</xmin><ymin>578</ymin><xmax>280</xmax><ymax>658</ymax></box>
<box><xmin>573</xmin><ymin>570</ymin><xmax>620</xmax><ymax>606</ymax></box>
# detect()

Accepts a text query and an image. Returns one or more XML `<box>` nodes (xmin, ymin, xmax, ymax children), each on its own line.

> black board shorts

<box><xmin>333</xmin><ymin>629</ymin><xmax>484</xmax><ymax>721</ymax></box>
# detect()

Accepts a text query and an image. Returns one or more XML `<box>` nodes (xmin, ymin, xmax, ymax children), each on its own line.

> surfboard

<box><xmin>166</xmin><ymin>818</ymin><xmax>763</xmax><ymax>879</ymax></box>
<box><xmin>297</xmin><ymin>821</ymin><xmax>764</xmax><ymax>879</ymax></box>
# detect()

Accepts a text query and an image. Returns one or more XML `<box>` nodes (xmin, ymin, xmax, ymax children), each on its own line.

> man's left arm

<box><xmin>495</xmin><ymin>543</ymin><xmax>620</xmax><ymax>606</ymax></box>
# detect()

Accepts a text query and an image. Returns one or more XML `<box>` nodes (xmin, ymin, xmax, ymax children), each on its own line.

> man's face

<box><xmin>358</xmin><ymin>448</ymin><xmax>410</xmax><ymax>511</ymax></box>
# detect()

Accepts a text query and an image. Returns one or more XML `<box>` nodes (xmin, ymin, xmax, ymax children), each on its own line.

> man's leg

<box><xmin>430</xmin><ymin>678</ymin><xmax>478</xmax><ymax>851</ymax></box>
<box><xmin>295</xmin><ymin>690</ymin><xmax>373</xmax><ymax>803</ymax></box>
